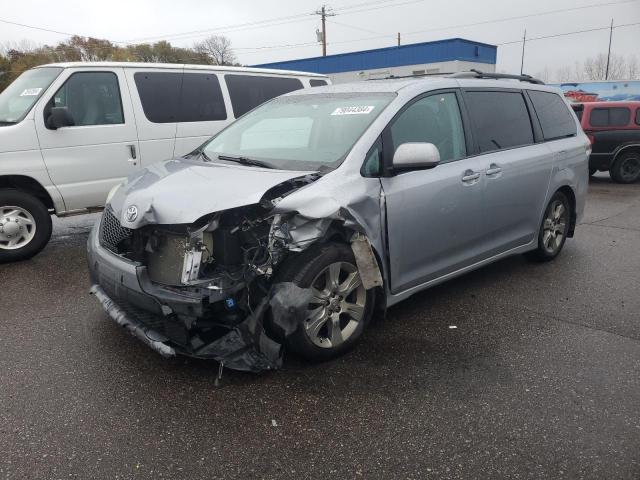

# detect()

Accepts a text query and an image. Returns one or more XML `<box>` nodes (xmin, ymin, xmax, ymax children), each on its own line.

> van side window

<box><xmin>179</xmin><ymin>73</ymin><xmax>226</xmax><ymax>122</ymax></box>
<box><xmin>389</xmin><ymin>93</ymin><xmax>466</xmax><ymax>163</ymax></box>
<box><xmin>134</xmin><ymin>72</ymin><xmax>182</xmax><ymax>123</ymax></box>
<box><xmin>225</xmin><ymin>75</ymin><xmax>304</xmax><ymax>118</ymax></box>
<box><xmin>310</xmin><ymin>79</ymin><xmax>328</xmax><ymax>87</ymax></box>
<box><xmin>48</xmin><ymin>72</ymin><xmax>123</xmax><ymax>126</ymax></box>
<box><xmin>528</xmin><ymin>91</ymin><xmax>576</xmax><ymax>140</ymax></box>
<box><xmin>589</xmin><ymin>107</ymin><xmax>631</xmax><ymax>127</ymax></box>
<box><xmin>465</xmin><ymin>91</ymin><xmax>534</xmax><ymax>153</ymax></box>
<box><xmin>636</xmin><ymin>109</ymin><xmax>640</xmax><ymax>125</ymax></box>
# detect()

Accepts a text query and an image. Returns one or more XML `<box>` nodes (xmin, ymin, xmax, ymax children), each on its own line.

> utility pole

<box><xmin>605</xmin><ymin>18</ymin><xmax>614</xmax><ymax>80</ymax></box>
<box><xmin>520</xmin><ymin>29</ymin><xmax>526</xmax><ymax>75</ymax></box>
<box><xmin>397</xmin><ymin>32</ymin><xmax>401</xmax><ymax>46</ymax></box>
<box><xmin>314</xmin><ymin>5</ymin><xmax>335</xmax><ymax>57</ymax></box>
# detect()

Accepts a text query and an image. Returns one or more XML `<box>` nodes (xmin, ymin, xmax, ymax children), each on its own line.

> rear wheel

<box><xmin>0</xmin><ymin>189</ymin><xmax>52</xmax><ymax>263</ymax></box>
<box><xmin>526</xmin><ymin>191</ymin><xmax>571</xmax><ymax>262</ymax></box>
<box><xmin>610</xmin><ymin>151</ymin><xmax>640</xmax><ymax>184</ymax></box>
<box><xmin>275</xmin><ymin>242</ymin><xmax>374</xmax><ymax>362</ymax></box>
<box><xmin>589</xmin><ymin>167</ymin><xmax>597</xmax><ymax>176</ymax></box>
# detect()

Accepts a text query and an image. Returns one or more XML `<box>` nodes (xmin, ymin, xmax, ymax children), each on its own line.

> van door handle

<box><xmin>461</xmin><ymin>170</ymin><xmax>481</xmax><ymax>183</ymax></box>
<box><xmin>127</xmin><ymin>144</ymin><xmax>137</xmax><ymax>165</ymax></box>
<box><xmin>486</xmin><ymin>164</ymin><xmax>502</xmax><ymax>176</ymax></box>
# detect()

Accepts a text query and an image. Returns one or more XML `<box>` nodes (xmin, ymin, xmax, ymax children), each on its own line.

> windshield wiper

<box><xmin>217</xmin><ymin>154</ymin><xmax>275</xmax><ymax>169</ymax></box>
<box><xmin>198</xmin><ymin>150</ymin><xmax>213</xmax><ymax>162</ymax></box>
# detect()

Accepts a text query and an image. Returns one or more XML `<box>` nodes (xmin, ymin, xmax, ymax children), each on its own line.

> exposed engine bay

<box><xmin>89</xmin><ymin>171</ymin><xmax>383</xmax><ymax>373</ymax></box>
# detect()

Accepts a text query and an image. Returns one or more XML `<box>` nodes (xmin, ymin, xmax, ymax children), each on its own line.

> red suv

<box><xmin>572</xmin><ymin>101</ymin><xmax>640</xmax><ymax>183</ymax></box>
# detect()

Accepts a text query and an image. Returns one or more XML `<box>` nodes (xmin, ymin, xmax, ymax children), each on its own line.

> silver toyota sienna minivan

<box><xmin>87</xmin><ymin>72</ymin><xmax>590</xmax><ymax>372</ymax></box>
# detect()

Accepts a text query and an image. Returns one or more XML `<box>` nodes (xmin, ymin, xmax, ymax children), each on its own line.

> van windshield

<box><xmin>201</xmin><ymin>92</ymin><xmax>395</xmax><ymax>171</ymax></box>
<box><xmin>0</xmin><ymin>67</ymin><xmax>63</xmax><ymax>124</ymax></box>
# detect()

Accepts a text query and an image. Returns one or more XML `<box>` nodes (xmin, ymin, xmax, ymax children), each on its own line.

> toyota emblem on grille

<box><xmin>125</xmin><ymin>205</ymin><xmax>138</xmax><ymax>223</ymax></box>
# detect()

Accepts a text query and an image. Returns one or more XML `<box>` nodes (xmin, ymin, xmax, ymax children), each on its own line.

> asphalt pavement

<box><xmin>1</xmin><ymin>175</ymin><xmax>639</xmax><ymax>479</ymax></box>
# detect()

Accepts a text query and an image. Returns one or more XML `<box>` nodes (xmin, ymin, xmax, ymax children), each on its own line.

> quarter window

<box><xmin>225</xmin><ymin>75</ymin><xmax>304</xmax><ymax>118</ymax></box>
<box><xmin>528</xmin><ymin>91</ymin><xmax>577</xmax><ymax>140</ymax></box>
<box><xmin>589</xmin><ymin>107</ymin><xmax>631</xmax><ymax>127</ymax></box>
<box><xmin>310</xmin><ymin>79</ymin><xmax>328</xmax><ymax>87</ymax></box>
<box><xmin>389</xmin><ymin>93</ymin><xmax>467</xmax><ymax>163</ymax></box>
<box><xmin>47</xmin><ymin>71</ymin><xmax>123</xmax><ymax>127</ymax></box>
<box><xmin>465</xmin><ymin>91</ymin><xmax>534</xmax><ymax>153</ymax></box>
<box><xmin>636</xmin><ymin>108</ymin><xmax>640</xmax><ymax>125</ymax></box>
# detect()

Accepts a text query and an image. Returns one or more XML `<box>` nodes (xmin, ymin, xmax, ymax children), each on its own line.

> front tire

<box><xmin>526</xmin><ymin>191</ymin><xmax>571</xmax><ymax>262</ymax></box>
<box><xmin>610</xmin><ymin>151</ymin><xmax>640</xmax><ymax>184</ymax></box>
<box><xmin>274</xmin><ymin>242</ymin><xmax>374</xmax><ymax>362</ymax></box>
<box><xmin>0</xmin><ymin>189</ymin><xmax>52</xmax><ymax>263</ymax></box>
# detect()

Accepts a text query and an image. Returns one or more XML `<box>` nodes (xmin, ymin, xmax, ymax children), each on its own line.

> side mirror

<box><xmin>46</xmin><ymin>107</ymin><xmax>75</xmax><ymax>130</ymax></box>
<box><xmin>392</xmin><ymin>142</ymin><xmax>440</xmax><ymax>171</ymax></box>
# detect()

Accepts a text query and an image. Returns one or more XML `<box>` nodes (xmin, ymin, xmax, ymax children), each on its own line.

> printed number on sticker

<box><xmin>331</xmin><ymin>106</ymin><xmax>375</xmax><ymax>115</ymax></box>
<box><xmin>20</xmin><ymin>88</ymin><xmax>42</xmax><ymax>97</ymax></box>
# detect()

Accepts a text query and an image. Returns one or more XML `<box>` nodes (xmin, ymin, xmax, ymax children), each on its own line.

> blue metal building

<box><xmin>254</xmin><ymin>38</ymin><xmax>497</xmax><ymax>82</ymax></box>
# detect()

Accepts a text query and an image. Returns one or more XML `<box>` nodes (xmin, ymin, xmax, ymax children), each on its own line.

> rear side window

<box><xmin>636</xmin><ymin>109</ymin><xmax>640</xmax><ymax>125</ymax></box>
<box><xmin>179</xmin><ymin>73</ymin><xmax>226</xmax><ymax>122</ymax></box>
<box><xmin>589</xmin><ymin>107</ymin><xmax>631</xmax><ymax>127</ymax></box>
<box><xmin>465</xmin><ymin>91</ymin><xmax>534</xmax><ymax>153</ymax></box>
<box><xmin>310</xmin><ymin>79</ymin><xmax>328</xmax><ymax>87</ymax></box>
<box><xmin>528</xmin><ymin>91</ymin><xmax>576</xmax><ymax>140</ymax></box>
<box><xmin>134</xmin><ymin>72</ymin><xmax>182</xmax><ymax>123</ymax></box>
<box><xmin>225</xmin><ymin>75</ymin><xmax>304</xmax><ymax>117</ymax></box>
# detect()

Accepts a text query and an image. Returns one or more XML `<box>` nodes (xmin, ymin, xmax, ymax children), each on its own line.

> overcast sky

<box><xmin>1</xmin><ymin>0</ymin><xmax>638</xmax><ymax>79</ymax></box>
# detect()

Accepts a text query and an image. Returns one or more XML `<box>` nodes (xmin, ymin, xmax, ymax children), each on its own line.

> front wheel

<box><xmin>610</xmin><ymin>151</ymin><xmax>640</xmax><ymax>184</ymax></box>
<box><xmin>274</xmin><ymin>242</ymin><xmax>374</xmax><ymax>362</ymax></box>
<box><xmin>0</xmin><ymin>189</ymin><xmax>52</xmax><ymax>263</ymax></box>
<box><xmin>526</xmin><ymin>191</ymin><xmax>571</xmax><ymax>262</ymax></box>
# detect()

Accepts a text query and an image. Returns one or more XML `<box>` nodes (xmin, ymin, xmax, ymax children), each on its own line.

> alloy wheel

<box><xmin>304</xmin><ymin>261</ymin><xmax>366</xmax><ymax>349</ymax></box>
<box><xmin>542</xmin><ymin>200</ymin><xmax>567</xmax><ymax>254</ymax></box>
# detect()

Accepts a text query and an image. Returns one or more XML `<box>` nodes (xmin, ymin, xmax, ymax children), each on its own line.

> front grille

<box><xmin>99</xmin><ymin>207</ymin><xmax>132</xmax><ymax>253</ymax></box>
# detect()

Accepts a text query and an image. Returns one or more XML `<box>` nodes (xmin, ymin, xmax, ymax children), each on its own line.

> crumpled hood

<box><xmin>109</xmin><ymin>158</ymin><xmax>315</xmax><ymax>228</ymax></box>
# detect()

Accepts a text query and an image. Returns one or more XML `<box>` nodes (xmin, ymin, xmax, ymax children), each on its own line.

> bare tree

<box><xmin>555</xmin><ymin>65</ymin><xmax>574</xmax><ymax>82</ymax></box>
<box><xmin>193</xmin><ymin>35</ymin><xmax>236</xmax><ymax>65</ymax></box>
<box><xmin>583</xmin><ymin>53</ymin><xmax>627</xmax><ymax>80</ymax></box>
<box><xmin>627</xmin><ymin>55</ymin><xmax>639</xmax><ymax>80</ymax></box>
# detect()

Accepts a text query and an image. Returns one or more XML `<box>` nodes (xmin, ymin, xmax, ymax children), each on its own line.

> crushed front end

<box><xmin>88</xmin><ymin>177</ymin><xmax>328</xmax><ymax>372</ymax></box>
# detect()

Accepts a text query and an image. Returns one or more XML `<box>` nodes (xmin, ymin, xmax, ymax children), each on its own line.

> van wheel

<box><xmin>526</xmin><ymin>191</ymin><xmax>571</xmax><ymax>262</ymax></box>
<box><xmin>589</xmin><ymin>167</ymin><xmax>597</xmax><ymax>176</ymax></box>
<box><xmin>0</xmin><ymin>189</ymin><xmax>52</xmax><ymax>263</ymax></box>
<box><xmin>610</xmin><ymin>151</ymin><xmax>640</xmax><ymax>184</ymax></box>
<box><xmin>274</xmin><ymin>242</ymin><xmax>374</xmax><ymax>362</ymax></box>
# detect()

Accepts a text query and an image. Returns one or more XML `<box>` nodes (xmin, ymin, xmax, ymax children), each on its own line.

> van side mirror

<box><xmin>46</xmin><ymin>107</ymin><xmax>75</xmax><ymax>130</ymax></box>
<box><xmin>392</xmin><ymin>142</ymin><xmax>440</xmax><ymax>171</ymax></box>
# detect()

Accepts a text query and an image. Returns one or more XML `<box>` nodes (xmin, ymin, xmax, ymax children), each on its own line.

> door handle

<box><xmin>461</xmin><ymin>170</ymin><xmax>481</xmax><ymax>183</ymax></box>
<box><xmin>486</xmin><ymin>163</ymin><xmax>502</xmax><ymax>176</ymax></box>
<box><xmin>127</xmin><ymin>144</ymin><xmax>137</xmax><ymax>165</ymax></box>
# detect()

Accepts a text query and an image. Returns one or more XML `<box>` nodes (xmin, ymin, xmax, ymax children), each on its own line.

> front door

<box><xmin>380</xmin><ymin>91</ymin><xmax>486</xmax><ymax>293</ymax></box>
<box><xmin>35</xmin><ymin>68</ymin><xmax>140</xmax><ymax>211</ymax></box>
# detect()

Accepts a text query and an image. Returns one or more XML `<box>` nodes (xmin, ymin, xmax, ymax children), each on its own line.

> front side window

<box><xmin>0</xmin><ymin>67</ymin><xmax>63</xmax><ymax>124</ymax></box>
<box><xmin>589</xmin><ymin>107</ymin><xmax>631</xmax><ymax>127</ymax></box>
<box><xmin>465</xmin><ymin>91</ymin><xmax>534</xmax><ymax>153</ymax></box>
<box><xmin>202</xmin><ymin>92</ymin><xmax>395</xmax><ymax>171</ymax></box>
<box><xmin>225</xmin><ymin>75</ymin><xmax>304</xmax><ymax>118</ymax></box>
<box><xmin>389</xmin><ymin>93</ymin><xmax>467</xmax><ymax>163</ymax></box>
<box><xmin>47</xmin><ymin>71</ymin><xmax>123</xmax><ymax>127</ymax></box>
<box><xmin>529</xmin><ymin>90</ymin><xmax>577</xmax><ymax>140</ymax></box>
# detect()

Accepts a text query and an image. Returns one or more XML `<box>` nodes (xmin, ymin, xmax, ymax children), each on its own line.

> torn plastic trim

<box><xmin>90</xmin><ymin>284</ymin><xmax>176</xmax><ymax>358</ymax></box>
<box><xmin>350</xmin><ymin>233</ymin><xmax>383</xmax><ymax>290</ymax></box>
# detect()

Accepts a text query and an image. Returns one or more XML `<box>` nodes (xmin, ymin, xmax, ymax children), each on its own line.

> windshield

<box><xmin>202</xmin><ymin>92</ymin><xmax>395</xmax><ymax>171</ymax></box>
<box><xmin>0</xmin><ymin>67</ymin><xmax>63</xmax><ymax>124</ymax></box>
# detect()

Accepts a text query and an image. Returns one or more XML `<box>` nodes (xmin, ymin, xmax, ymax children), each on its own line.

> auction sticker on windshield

<box><xmin>20</xmin><ymin>88</ymin><xmax>43</xmax><ymax>96</ymax></box>
<box><xmin>331</xmin><ymin>106</ymin><xmax>375</xmax><ymax>115</ymax></box>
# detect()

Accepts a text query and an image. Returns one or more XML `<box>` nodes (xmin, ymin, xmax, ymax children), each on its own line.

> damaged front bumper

<box><xmin>87</xmin><ymin>223</ymin><xmax>284</xmax><ymax>372</ymax></box>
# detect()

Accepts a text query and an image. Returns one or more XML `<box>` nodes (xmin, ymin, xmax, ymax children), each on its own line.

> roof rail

<box><xmin>366</xmin><ymin>71</ymin><xmax>455</xmax><ymax>81</ymax></box>
<box><xmin>450</xmin><ymin>69</ymin><xmax>545</xmax><ymax>85</ymax></box>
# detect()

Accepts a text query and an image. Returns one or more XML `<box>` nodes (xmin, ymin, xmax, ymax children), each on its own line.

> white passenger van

<box><xmin>0</xmin><ymin>63</ymin><xmax>329</xmax><ymax>262</ymax></box>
